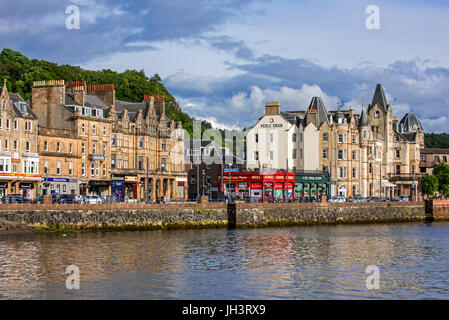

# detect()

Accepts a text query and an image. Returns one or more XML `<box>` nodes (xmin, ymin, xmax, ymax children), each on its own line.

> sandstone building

<box><xmin>246</xmin><ymin>84</ymin><xmax>424</xmax><ymax>198</ymax></box>
<box><xmin>30</xmin><ymin>80</ymin><xmax>186</xmax><ymax>201</ymax></box>
<box><xmin>0</xmin><ymin>80</ymin><xmax>40</xmax><ymax>199</ymax></box>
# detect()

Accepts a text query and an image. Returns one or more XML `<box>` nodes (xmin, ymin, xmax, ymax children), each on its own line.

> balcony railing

<box><xmin>388</xmin><ymin>173</ymin><xmax>424</xmax><ymax>181</ymax></box>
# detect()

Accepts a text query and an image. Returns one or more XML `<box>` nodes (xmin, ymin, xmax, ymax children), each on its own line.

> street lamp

<box><xmin>202</xmin><ymin>169</ymin><xmax>205</xmax><ymax>196</ymax></box>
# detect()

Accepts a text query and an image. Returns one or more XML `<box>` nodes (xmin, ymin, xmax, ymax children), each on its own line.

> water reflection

<box><xmin>0</xmin><ymin>223</ymin><xmax>448</xmax><ymax>299</ymax></box>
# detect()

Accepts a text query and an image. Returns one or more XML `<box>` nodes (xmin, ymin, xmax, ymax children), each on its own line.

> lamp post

<box><xmin>202</xmin><ymin>169</ymin><xmax>205</xmax><ymax>196</ymax></box>
<box><xmin>145</xmin><ymin>156</ymin><xmax>149</xmax><ymax>203</ymax></box>
<box><xmin>228</xmin><ymin>163</ymin><xmax>232</xmax><ymax>202</ymax></box>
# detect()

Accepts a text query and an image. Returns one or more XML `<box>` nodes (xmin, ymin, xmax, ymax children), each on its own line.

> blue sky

<box><xmin>1</xmin><ymin>0</ymin><xmax>449</xmax><ymax>132</ymax></box>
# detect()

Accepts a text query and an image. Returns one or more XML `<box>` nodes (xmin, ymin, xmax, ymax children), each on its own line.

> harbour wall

<box><xmin>0</xmin><ymin>201</ymin><xmax>437</xmax><ymax>232</ymax></box>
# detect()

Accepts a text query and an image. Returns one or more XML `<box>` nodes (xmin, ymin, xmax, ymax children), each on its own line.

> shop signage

<box><xmin>111</xmin><ymin>181</ymin><xmax>124</xmax><ymax>186</ymax></box>
<box><xmin>88</xmin><ymin>180</ymin><xmax>110</xmax><ymax>186</ymax></box>
<box><xmin>223</xmin><ymin>168</ymin><xmax>239</xmax><ymax>172</ymax></box>
<box><xmin>42</xmin><ymin>177</ymin><xmax>72</xmax><ymax>183</ymax></box>
<box><xmin>125</xmin><ymin>176</ymin><xmax>139</xmax><ymax>182</ymax></box>
<box><xmin>19</xmin><ymin>183</ymin><xmax>34</xmax><ymax>189</ymax></box>
<box><xmin>89</xmin><ymin>154</ymin><xmax>106</xmax><ymax>161</ymax></box>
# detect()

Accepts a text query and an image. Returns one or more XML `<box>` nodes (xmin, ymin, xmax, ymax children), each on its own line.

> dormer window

<box><xmin>2</xmin><ymin>100</ymin><xmax>6</xmax><ymax>110</ymax></box>
<box><xmin>375</xmin><ymin>111</ymin><xmax>380</xmax><ymax>118</ymax></box>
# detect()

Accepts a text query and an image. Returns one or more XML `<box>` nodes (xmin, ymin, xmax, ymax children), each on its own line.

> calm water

<box><xmin>0</xmin><ymin>222</ymin><xmax>448</xmax><ymax>300</ymax></box>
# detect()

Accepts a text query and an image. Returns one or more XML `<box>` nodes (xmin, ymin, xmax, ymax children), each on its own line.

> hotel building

<box><xmin>246</xmin><ymin>84</ymin><xmax>424</xmax><ymax>198</ymax></box>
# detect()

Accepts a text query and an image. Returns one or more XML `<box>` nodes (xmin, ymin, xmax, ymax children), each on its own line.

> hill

<box><xmin>0</xmin><ymin>48</ymin><xmax>211</xmax><ymax>136</ymax></box>
<box><xmin>425</xmin><ymin>133</ymin><xmax>449</xmax><ymax>149</ymax></box>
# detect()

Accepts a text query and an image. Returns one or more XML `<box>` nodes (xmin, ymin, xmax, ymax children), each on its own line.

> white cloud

<box><xmin>421</xmin><ymin>116</ymin><xmax>449</xmax><ymax>133</ymax></box>
<box><xmin>177</xmin><ymin>83</ymin><xmax>341</xmax><ymax>129</ymax></box>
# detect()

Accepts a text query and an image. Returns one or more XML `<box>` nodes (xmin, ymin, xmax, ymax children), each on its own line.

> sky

<box><xmin>1</xmin><ymin>0</ymin><xmax>449</xmax><ymax>132</ymax></box>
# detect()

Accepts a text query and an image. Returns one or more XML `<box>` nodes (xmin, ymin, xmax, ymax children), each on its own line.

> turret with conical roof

<box><xmin>359</xmin><ymin>107</ymin><xmax>368</xmax><ymax>127</ymax></box>
<box><xmin>370</xmin><ymin>83</ymin><xmax>388</xmax><ymax>111</ymax></box>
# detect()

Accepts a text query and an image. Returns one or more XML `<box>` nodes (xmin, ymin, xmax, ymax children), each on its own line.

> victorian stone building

<box><xmin>29</xmin><ymin>80</ymin><xmax>186</xmax><ymax>201</ymax></box>
<box><xmin>0</xmin><ymin>80</ymin><xmax>40</xmax><ymax>199</ymax></box>
<box><xmin>246</xmin><ymin>84</ymin><xmax>424</xmax><ymax>198</ymax></box>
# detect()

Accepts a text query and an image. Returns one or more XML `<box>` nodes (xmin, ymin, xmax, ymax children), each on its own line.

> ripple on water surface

<box><xmin>0</xmin><ymin>222</ymin><xmax>448</xmax><ymax>299</ymax></box>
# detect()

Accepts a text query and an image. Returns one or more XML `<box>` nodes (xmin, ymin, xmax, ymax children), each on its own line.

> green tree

<box><xmin>150</xmin><ymin>73</ymin><xmax>162</xmax><ymax>83</ymax></box>
<box><xmin>433</xmin><ymin>162</ymin><xmax>449</xmax><ymax>194</ymax></box>
<box><xmin>420</xmin><ymin>175</ymin><xmax>439</xmax><ymax>196</ymax></box>
<box><xmin>0</xmin><ymin>48</ymin><xmax>220</xmax><ymax>137</ymax></box>
<box><xmin>425</xmin><ymin>133</ymin><xmax>449</xmax><ymax>148</ymax></box>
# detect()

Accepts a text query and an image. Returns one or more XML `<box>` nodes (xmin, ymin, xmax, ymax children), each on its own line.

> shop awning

<box><xmin>381</xmin><ymin>180</ymin><xmax>396</xmax><ymax>188</ymax></box>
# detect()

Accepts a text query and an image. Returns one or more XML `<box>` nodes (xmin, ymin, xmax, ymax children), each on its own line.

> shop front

<box><xmin>111</xmin><ymin>179</ymin><xmax>125</xmax><ymax>202</ymax></box>
<box><xmin>124</xmin><ymin>176</ymin><xmax>139</xmax><ymax>200</ymax></box>
<box><xmin>88</xmin><ymin>180</ymin><xmax>110</xmax><ymax>197</ymax></box>
<box><xmin>41</xmin><ymin>177</ymin><xmax>78</xmax><ymax>196</ymax></box>
<box><xmin>0</xmin><ymin>182</ymin><xmax>8</xmax><ymax>197</ymax></box>
<box><xmin>1</xmin><ymin>173</ymin><xmax>41</xmax><ymax>199</ymax></box>
<box><xmin>294</xmin><ymin>172</ymin><xmax>330</xmax><ymax>198</ymax></box>
<box><xmin>223</xmin><ymin>171</ymin><xmax>295</xmax><ymax>202</ymax></box>
<box><xmin>176</xmin><ymin>177</ymin><xmax>187</xmax><ymax>199</ymax></box>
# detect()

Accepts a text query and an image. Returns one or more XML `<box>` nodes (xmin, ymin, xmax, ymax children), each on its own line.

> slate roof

<box><xmin>280</xmin><ymin>111</ymin><xmax>302</xmax><ymax>126</ymax></box>
<box><xmin>399</xmin><ymin>112</ymin><xmax>423</xmax><ymax>132</ymax></box>
<box><xmin>307</xmin><ymin>97</ymin><xmax>329</xmax><ymax>126</ymax></box>
<box><xmin>421</xmin><ymin>148</ymin><xmax>449</xmax><ymax>155</ymax></box>
<box><xmin>85</xmin><ymin>95</ymin><xmax>110</xmax><ymax>110</ymax></box>
<box><xmin>371</xmin><ymin>83</ymin><xmax>388</xmax><ymax>110</ymax></box>
<box><xmin>359</xmin><ymin>108</ymin><xmax>368</xmax><ymax>126</ymax></box>
<box><xmin>64</xmin><ymin>92</ymin><xmax>77</xmax><ymax>105</ymax></box>
<box><xmin>8</xmin><ymin>92</ymin><xmax>37</xmax><ymax>119</ymax></box>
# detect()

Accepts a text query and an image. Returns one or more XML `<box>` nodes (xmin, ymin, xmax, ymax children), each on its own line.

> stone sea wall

<box><xmin>0</xmin><ymin>201</ymin><xmax>431</xmax><ymax>233</ymax></box>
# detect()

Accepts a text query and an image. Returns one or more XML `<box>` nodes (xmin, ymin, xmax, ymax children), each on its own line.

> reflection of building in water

<box><xmin>0</xmin><ymin>240</ymin><xmax>47</xmax><ymax>299</ymax></box>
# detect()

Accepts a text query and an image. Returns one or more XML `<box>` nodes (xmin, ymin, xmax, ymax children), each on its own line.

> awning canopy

<box><xmin>381</xmin><ymin>180</ymin><xmax>396</xmax><ymax>188</ymax></box>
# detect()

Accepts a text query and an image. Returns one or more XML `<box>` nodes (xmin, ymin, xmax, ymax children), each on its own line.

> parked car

<box><xmin>74</xmin><ymin>195</ymin><xmax>87</xmax><ymax>204</ymax></box>
<box><xmin>328</xmin><ymin>196</ymin><xmax>346</xmax><ymax>203</ymax></box>
<box><xmin>85</xmin><ymin>195</ymin><xmax>103</xmax><ymax>204</ymax></box>
<box><xmin>349</xmin><ymin>195</ymin><xmax>368</xmax><ymax>203</ymax></box>
<box><xmin>54</xmin><ymin>194</ymin><xmax>77</xmax><ymax>204</ymax></box>
<box><xmin>35</xmin><ymin>196</ymin><xmax>44</xmax><ymax>204</ymax></box>
<box><xmin>367</xmin><ymin>197</ymin><xmax>384</xmax><ymax>202</ymax></box>
<box><xmin>396</xmin><ymin>195</ymin><xmax>411</xmax><ymax>202</ymax></box>
<box><xmin>1</xmin><ymin>194</ymin><xmax>32</xmax><ymax>204</ymax></box>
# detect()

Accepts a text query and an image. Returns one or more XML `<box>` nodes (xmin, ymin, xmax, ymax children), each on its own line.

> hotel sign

<box><xmin>260</xmin><ymin>118</ymin><xmax>283</xmax><ymax>129</ymax></box>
